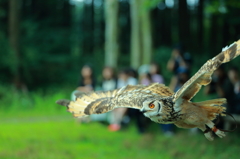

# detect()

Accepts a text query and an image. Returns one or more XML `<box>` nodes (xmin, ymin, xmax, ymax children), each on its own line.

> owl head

<box><xmin>141</xmin><ymin>99</ymin><xmax>162</xmax><ymax>117</ymax></box>
<box><xmin>141</xmin><ymin>97</ymin><xmax>174</xmax><ymax>122</ymax></box>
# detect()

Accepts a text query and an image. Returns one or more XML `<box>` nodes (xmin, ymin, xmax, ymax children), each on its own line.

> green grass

<box><xmin>0</xmin><ymin>86</ymin><xmax>240</xmax><ymax>159</ymax></box>
<box><xmin>0</xmin><ymin>117</ymin><xmax>240</xmax><ymax>159</ymax></box>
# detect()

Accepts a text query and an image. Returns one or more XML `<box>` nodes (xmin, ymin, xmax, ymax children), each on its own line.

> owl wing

<box><xmin>56</xmin><ymin>84</ymin><xmax>157</xmax><ymax>118</ymax></box>
<box><xmin>173</xmin><ymin>40</ymin><xmax>240</xmax><ymax>107</ymax></box>
<box><xmin>142</xmin><ymin>83</ymin><xmax>174</xmax><ymax>97</ymax></box>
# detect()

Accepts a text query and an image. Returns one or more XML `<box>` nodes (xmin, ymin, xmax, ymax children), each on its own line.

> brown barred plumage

<box><xmin>57</xmin><ymin>40</ymin><xmax>240</xmax><ymax>141</ymax></box>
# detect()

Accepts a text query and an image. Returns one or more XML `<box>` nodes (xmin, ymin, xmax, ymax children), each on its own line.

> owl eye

<box><xmin>149</xmin><ymin>103</ymin><xmax>155</xmax><ymax>109</ymax></box>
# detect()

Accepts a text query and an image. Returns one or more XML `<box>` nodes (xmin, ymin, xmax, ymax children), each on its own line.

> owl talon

<box><xmin>204</xmin><ymin>131</ymin><xmax>214</xmax><ymax>141</ymax></box>
<box><xmin>211</xmin><ymin>126</ymin><xmax>226</xmax><ymax>138</ymax></box>
<box><xmin>215</xmin><ymin>129</ymin><xmax>225</xmax><ymax>138</ymax></box>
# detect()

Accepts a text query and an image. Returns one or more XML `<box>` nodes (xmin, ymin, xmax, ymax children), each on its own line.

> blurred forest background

<box><xmin>1</xmin><ymin>0</ymin><xmax>240</xmax><ymax>158</ymax></box>
<box><xmin>1</xmin><ymin>0</ymin><xmax>240</xmax><ymax>90</ymax></box>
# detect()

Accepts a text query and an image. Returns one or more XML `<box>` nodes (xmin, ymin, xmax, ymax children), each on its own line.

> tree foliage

<box><xmin>0</xmin><ymin>0</ymin><xmax>240</xmax><ymax>89</ymax></box>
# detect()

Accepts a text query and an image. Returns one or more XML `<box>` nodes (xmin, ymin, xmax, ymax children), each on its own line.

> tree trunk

<box><xmin>82</xmin><ymin>1</ymin><xmax>94</xmax><ymax>55</ymax></box>
<box><xmin>104</xmin><ymin>0</ymin><xmax>119</xmax><ymax>67</ymax></box>
<box><xmin>130</xmin><ymin>0</ymin><xmax>154</xmax><ymax>68</ymax></box>
<box><xmin>9</xmin><ymin>0</ymin><xmax>21</xmax><ymax>88</ymax></box>
<box><xmin>209</xmin><ymin>14</ymin><xmax>219</xmax><ymax>55</ymax></box>
<box><xmin>197</xmin><ymin>0</ymin><xmax>204</xmax><ymax>52</ymax></box>
<box><xmin>130</xmin><ymin>0</ymin><xmax>141</xmax><ymax>69</ymax></box>
<box><xmin>178</xmin><ymin>0</ymin><xmax>190</xmax><ymax>46</ymax></box>
<box><xmin>140</xmin><ymin>0</ymin><xmax>152</xmax><ymax>65</ymax></box>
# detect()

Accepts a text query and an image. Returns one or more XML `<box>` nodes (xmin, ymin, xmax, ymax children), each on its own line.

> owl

<box><xmin>56</xmin><ymin>40</ymin><xmax>240</xmax><ymax>141</ymax></box>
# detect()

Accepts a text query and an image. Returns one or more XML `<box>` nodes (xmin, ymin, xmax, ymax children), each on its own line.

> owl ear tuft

<box><xmin>56</xmin><ymin>99</ymin><xmax>70</xmax><ymax>107</ymax></box>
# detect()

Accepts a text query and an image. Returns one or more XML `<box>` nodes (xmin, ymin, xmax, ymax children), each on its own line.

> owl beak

<box><xmin>141</xmin><ymin>109</ymin><xmax>147</xmax><ymax>113</ymax></box>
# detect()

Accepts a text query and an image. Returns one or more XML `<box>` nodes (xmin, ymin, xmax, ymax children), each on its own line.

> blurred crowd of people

<box><xmin>71</xmin><ymin>45</ymin><xmax>240</xmax><ymax>136</ymax></box>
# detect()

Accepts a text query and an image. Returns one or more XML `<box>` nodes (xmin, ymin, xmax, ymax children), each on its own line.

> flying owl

<box><xmin>56</xmin><ymin>40</ymin><xmax>240</xmax><ymax>141</ymax></box>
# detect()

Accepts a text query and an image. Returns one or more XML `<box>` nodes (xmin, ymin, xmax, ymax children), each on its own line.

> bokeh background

<box><xmin>0</xmin><ymin>0</ymin><xmax>240</xmax><ymax>158</ymax></box>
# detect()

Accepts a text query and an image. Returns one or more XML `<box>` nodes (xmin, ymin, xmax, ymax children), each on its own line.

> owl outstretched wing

<box><xmin>173</xmin><ymin>40</ymin><xmax>240</xmax><ymax>108</ymax></box>
<box><xmin>56</xmin><ymin>83</ymin><xmax>171</xmax><ymax>118</ymax></box>
<box><xmin>142</xmin><ymin>83</ymin><xmax>174</xmax><ymax>97</ymax></box>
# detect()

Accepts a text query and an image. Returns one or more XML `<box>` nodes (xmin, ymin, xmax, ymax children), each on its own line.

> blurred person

<box><xmin>204</xmin><ymin>66</ymin><xmax>227</xmax><ymax>99</ymax></box>
<box><xmin>222</xmin><ymin>67</ymin><xmax>240</xmax><ymax>130</ymax></box>
<box><xmin>167</xmin><ymin>45</ymin><xmax>191</xmax><ymax>91</ymax></box>
<box><xmin>138</xmin><ymin>64</ymin><xmax>152</xmax><ymax>86</ymax></box>
<box><xmin>205</xmin><ymin>66</ymin><xmax>240</xmax><ymax>130</ymax></box>
<box><xmin>117</xmin><ymin>68</ymin><xmax>138</xmax><ymax>88</ymax></box>
<box><xmin>71</xmin><ymin>64</ymin><xmax>96</xmax><ymax>101</ymax></box>
<box><xmin>204</xmin><ymin>66</ymin><xmax>228</xmax><ymax>129</ymax></box>
<box><xmin>170</xmin><ymin>67</ymin><xmax>190</xmax><ymax>92</ymax></box>
<box><xmin>127</xmin><ymin>64</ymin><xmax>153</xmax><ymax>134</ymax></box>
<box><xmin>116</xmin><ymin>69</ymin><xmax>129</xmax><ymax>88</ymax></box>
<box><xmin>101</xmin><ymin>66</ymin><xmax>117</xmax><ymax>91</ymax></box>
<box><xmin>149</xmin><ymin>62</ymin><xmax>164</xmax><ymax>84</ymax></box>
<box><xmin>92</xmin><ymin>66</ymin><xmax>118</xmax><ymax>122</ymax></box>
<box><xmin>108</xmin><ymin>68</ymin><xmax>138</xmax><ymax>131</ymax></box>
<box><xmin>77</xmin><ymin>64</ymin><xmax>95</xmax><ymax>92</ymax></box>
<box><xmin>167</xmin><ymin>45</ymin><xmax>189</xmax><ymax>74</ymax></box>
<box><xmin>227</xmin><ymin>67</ymin><xmax>240</xmax><ymax>114</ymax></box>
<box><xmin>138</xmin><ymin>62</ymin><xmax>164</xmax><ymax>85</ymax></box>
<box><xmin>205</xmin><ymin>66</ymin><xmax>240</xmax><ymax>114</ymax></box>
<box><xmin>127</xmin><ymin>67</ymin><xmax>139</xmax><ymax>84</ymax></box>
<box><xmin>70</xmin><ymin>64</ymin><xmax>96</xmax><ymax>122</ymax></box>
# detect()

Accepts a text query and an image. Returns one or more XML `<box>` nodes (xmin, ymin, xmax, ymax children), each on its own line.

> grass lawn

<box><xmin>0</xmin><ymin>87</ymin><xmax>239</xmax><ymax>159</ymax></box>
<box><xmin>0</xmin><ymin>113</ymin><xmax>239</xmax><ymax>159</ymax></box>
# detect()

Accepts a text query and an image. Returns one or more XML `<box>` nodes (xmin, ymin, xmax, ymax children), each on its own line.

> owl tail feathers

<box><xmin>56</xmin><ymin>99</ymin><xmax>70</xmax><ymax>107</ymax></box>
<box><xmin>195</xmin><ymin>98</ymin><xmax>226</xmax><ymax>121</ymax></box>
<box><xmin>56</xmin><ymin>99</ymin><xmax>89</xmax><ymax>118</ymax></box>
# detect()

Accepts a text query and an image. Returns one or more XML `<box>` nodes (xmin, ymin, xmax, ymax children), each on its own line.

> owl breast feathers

<box><xmin>57</xmin><ymin>39</ymin><xmax>240</xmax><ymax>141</ymax></box>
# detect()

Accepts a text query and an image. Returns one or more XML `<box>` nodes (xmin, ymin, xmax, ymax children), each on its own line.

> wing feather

<box><xmin>173</xmin><ymin>40</ymin><xmax>240</xmax><ymax>104</ymax></box>
<box><xmin>56</xmin><ymin>83</ymin><xmax>174</xmax><ymax>118</ymax></box>
<box><xmin>56</xmin><ymin>85</ymin><xmax>157</xmax><ymax>118</ymax></box>
<box><xmin>143</xmin><ymin>83</ymin><xmax>174</xmax><ymax>96</ymax></box>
